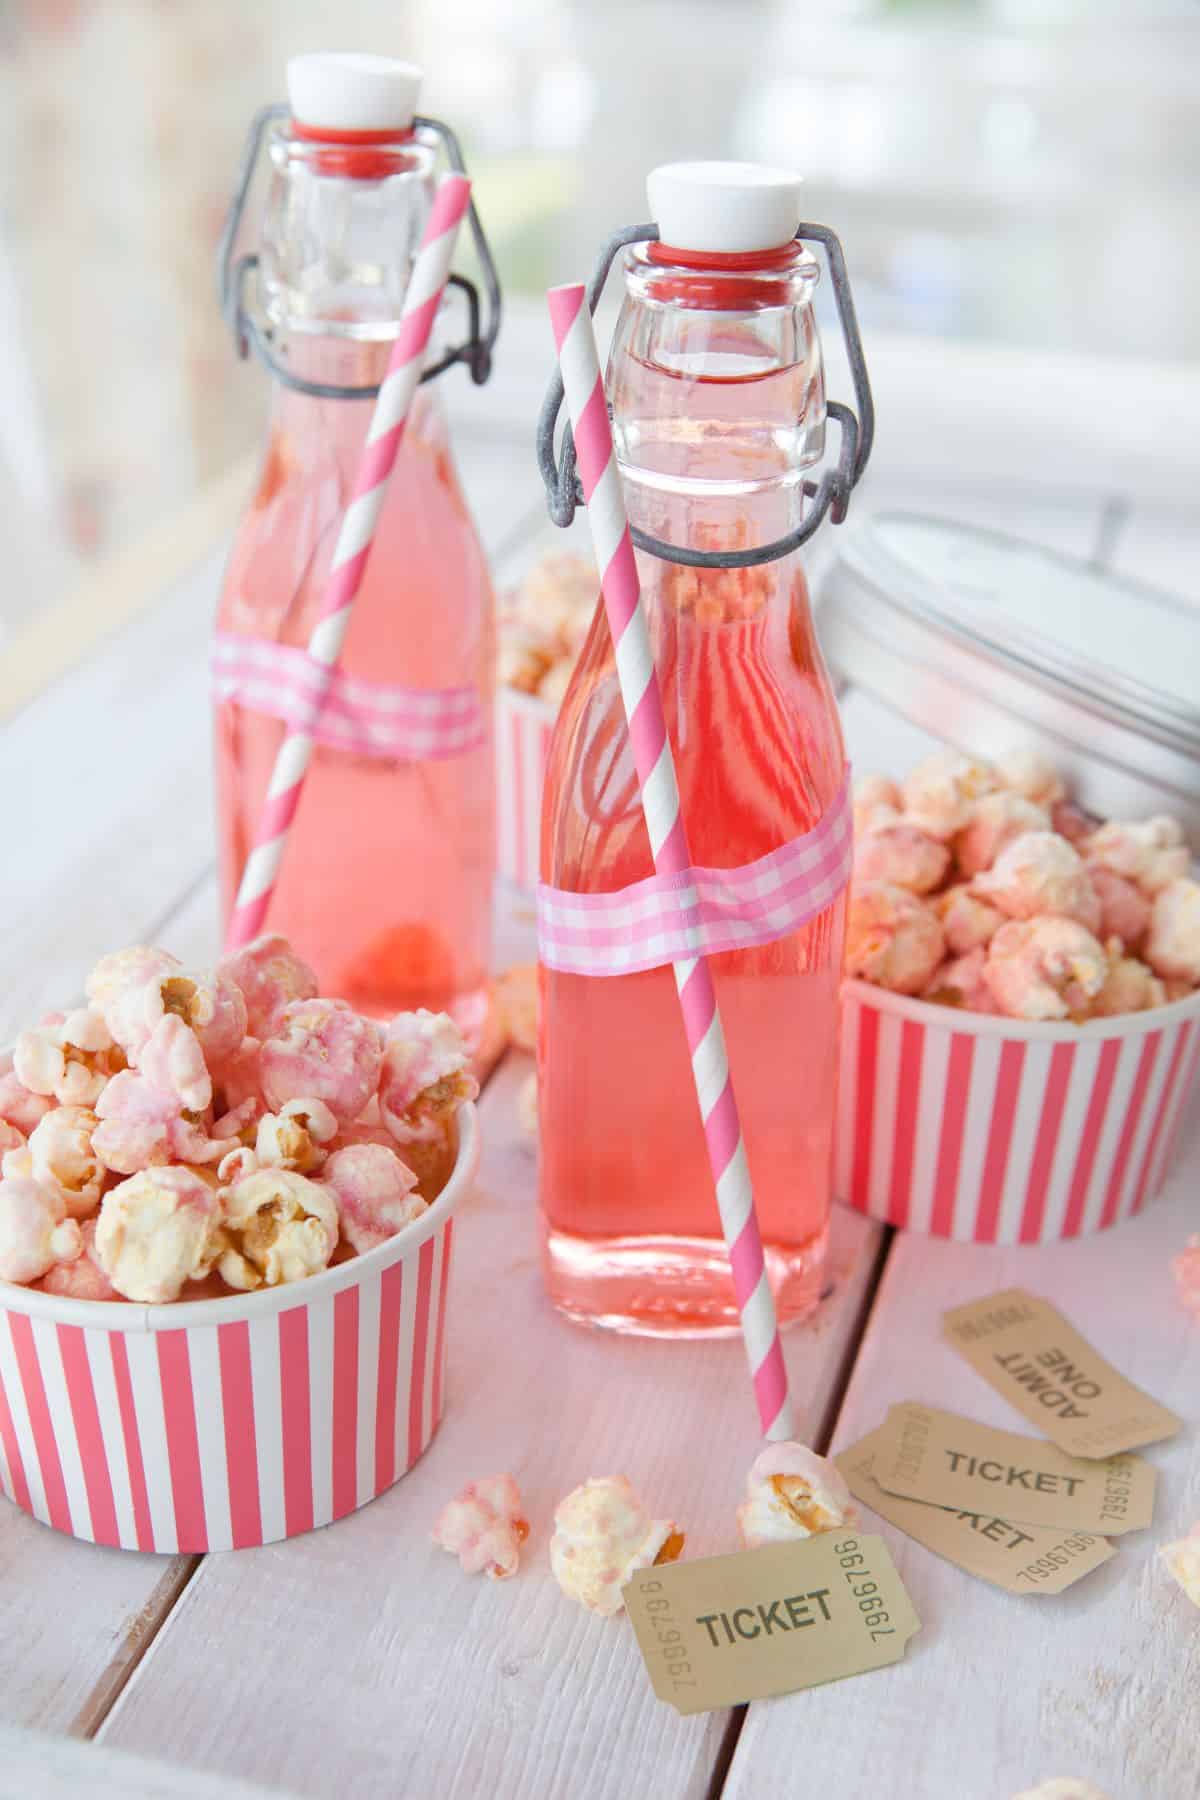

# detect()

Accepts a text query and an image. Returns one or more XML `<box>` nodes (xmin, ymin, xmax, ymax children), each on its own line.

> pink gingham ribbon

<box><xmin>537</xmin><ymin>773</ymin><xmax>852</xmax><ymax>976</ymax></box>
<box><xmin>212</xmin><ymin>634</ymin><xmax>486</xmax><ymax>762</ymax></box>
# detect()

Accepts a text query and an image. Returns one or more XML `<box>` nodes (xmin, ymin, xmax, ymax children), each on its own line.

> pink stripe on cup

<box><xmin>375</xmin><ymin>1262</ymin><xmax>404</xmax><ymax>1497</ymax></box>
<box><xmin>407</xmin><ymin>1240</ymin><xmax>435</xmax><ymax>1468</ymax></box>
<box><xmin>56</xmin><ymin>1323</ymin><xmax>118</xmax><ymax>1548</ymax></box>
<box><xmin>851</xmin><ymin>1005</ymin><xmax>879</xmax><ymax>1213</ymax></box>
<box><xmin>0</xmin><ymin>1361</ymin><xmax>31</xmax><ymax>1516</ymax></box>
<box><xmin>9</xmin><ymin>1314</ymin><xmax>71</xmax><ymax>1535</ymax></box>
<box><xmin>331</xmin><ymin>1285</ymin><xmax>360</xmax><ymax>1521</ymax></box>
<box><xmin>279</xmin><ymin>1306</ymin><xmax>314</xmax><ymax>1540</ymax></box>
<box><xmin>1019</xmin><ymin>1041</ymin><xmax>1076</xmax><ymax>1243</ymax></box>
<box><xmin>1099</xmin><ymin>1031</ymin><xmax>1163</xmax><ymax>1230</ymax></box>
<box><xmin>156</xmin><ymin>1331</ymin><xmax>207</xmax><ymax>1550</ymax></box>
<box><xmin>218</xmin><ymin>1320</ymin><xmax>262</xmax><ymax>1549</ymax></box>
<box><xmin>431</xmin><ymin>1220</ymin><xmax>453</xmax><ymax>1426</ymax></box>
<box><xmin>975</xmin><ymin>1040</ymin><xmax>1027</xmax><ymax>1242</ymax></box>
<box><xmin>1061</xmin><ymin>1040</ymin><xmax>1122</xmax><ymax>1237</ymax></box>
<box><xmin>1132</xmin><ymin>1021</ymin><xmax>1195</xmax><ymax>1214</ymax></box>
<box><xmin>108</xmin><ymin>1336</ymin><xmax>154</xmax><ymax>1552</ymax></box>
<box><xmin>929</xmin><ymin>1035</ymin><xmax>975</xmax><ymax>1238</ymax></box>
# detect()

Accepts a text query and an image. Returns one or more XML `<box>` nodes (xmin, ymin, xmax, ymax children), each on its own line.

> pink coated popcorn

<box><xmin>379</xmin><ymin>1010</ymin><xmax>479</xmax><ymax>1144</ymax></box>
<box><xmin>1145</xmin><ymin>878</ymin><xmax>1200</xmax><ymax>985</ymax></box>
<box><xmin>1159</xmin><ymin>1521</ymin><xmax>1200</xmax><ymax>1608</ymax></box>
<box><xmin>854</xmin><ymin>823</ymin><xmax>950</xmax><ymax>895</ymax></box>
<box><xmin>86</xmin><ymin>946</ymin><xmax>180</xmax><ymax>1041</ymax></box>
<box><xmin>845</xmin><ymin>882</ymin><xmax>945</xmax><ymax>996</ymax></box>
<box><xmin>994</xmin><ymin>747</ymin><xmax>1066</xmax><ymax>810</ymax></box>
<box><xmin>216</xmin><ymin>1168</ymin><xmax>338</xmax><ymax>1291</ymax></box>
<box><xmin>550</xmin><ymin>1477</ymin><xmax>685</xmax><ymax>1617</ymax></box>
<box><xmin>0</xmin><ymin>1056</ymin><xmax>54</xmax><ymax>1136</ymax></box>
<box><xmin>210</xmin><ymin>1036</ymin><xmax>265</xmax><ymax>1121</ymax></box>
<box><xmin>901</xmin><ymin>749</ymin><xmax>999</xmax><ymax>840</ymax></box>
<box><xmin>217</xmin><ymin>935</ymin><xmax>319</xmax><ymax>1040</ymax></box>
<box><xmin>924</xmin><ymin>947</ymin><xmax>1000</xmax><ymax>1014</ymax></box>
<box><xmin>212</xmin><ymin>1095</ymin><xmax>262</xmax><ymax>1144</ymax></box>
<box><xmin>1171</xmin><ymin>1236</ymin><xmax>1200</xmax><ymax>1319</ymax></box>
<box><xmin>497</xmin><ymin>619</ymin><xmax>555</xmax><ymax>695</ymax></box>
<box><xmin>537</xmin><ymin>659</ymin><xmax>573</xmax><ymax>711</ymax></box>
<box><xmin>983</xmin><ymin>917</ymin><xmax>1108</xmax><ymax>1022</ymax></box>
<box><xmin>0</xmin><ymin>1121</ymin><xmax>24</xmax><ymax>1160</ymax></box>
<box><xmin>934</xmin><ymin>884</ymin><xmax>1005</xmax><ymax>955</ymax></box>
<box><xmin>94</xmin><ymin>1166</ymin><xmax>221</xmax><ymax>1303</ymax></box>
<box><xmin>852</xmin><ymin>773</ymin><xmax>902</xmax><ymax>838</ymax></box>
<box><xmin>976</xmin><ymin>832</ymin><xmax>1102</xmax><ymax>932</ymax></box>
<box><xmin>1088</xmin><ymin>952</ymin><xmax>1165</xmax><ymax>1019</ymax></box>
<box><xmin>321</xmin><ymin>1143</ymin><xmax>425</xmax><ymax>1255</ymax></box>
<box><xmin>259</xmin><ymin>1000</ymin><xmax>383</xmax><ymax>1125</ymax></box>
<box><xmin>138</xmin><ymin>1015</ymin><xmax>212</xmax><ymax>1113</ymax></box>
<box><xmin>255</xmin><ymin>1098</ymin><xmax>338</xmax><ymax>1175</ymax></box>
<box><xmin>27</xmin><ymin>1105</ymin><xmax>104</xmax><ymax>1218</ymax></box>
<box><xmin>38</xmin><ymin>1220</ymin><xmax>119</xmax><ymax>1302</ymax></box>
<box><xmin>432</xmin><ymin>1474</ymin><xmax>529</xmax><ymax>1579</ymax></box>
<box><xmin>14</xmin><ymin>1006</ymin><xmax>119</xmax><ymax>1108</ymax></box>
<box><xmin>1089</xmin><ymin>866</ymin><xmax>1151</xmax><ymax>951</ymax></box>
<box><xmin>1086</xmin><ymin>816</ymin><xmax>1190</xmax><ymax>897</ymax></box>
<box><xmin>216</xmin><ymin>1144</ymin><xmax>259</xmax><ymax>1187</ymax></box>
<box><xmin>92</xmin><ymin>1071</ymin><xmax>222</xmax><ymax>1176</ymax></box>
<box><xmin>0</xmin><ymin>1177</ymin><xmax>83</xmax><ymax>1285</ymax></box>
<box><xmin>144</xmin><ymin>970</ymin><xmax>247</xmax><ymax>1068</ymax></box>
<box><xmin>736</xmin><ymin>1442</ymin><xmax>857</xmax><ymax>1550</ymax></box>
<box><xmin>1050</xmin><ymin>801</ymin><xmax>1098</xmax><ymax>847</ymax></box>
<box><xmin>952</xmin><ymin>792</ymin><xmax>1050</xmax><ymax>878</ymax></box>
<box><xmin>517</xmin><ymin>550</ymin><xmax>597</xmax><ymax>656</ymax></box>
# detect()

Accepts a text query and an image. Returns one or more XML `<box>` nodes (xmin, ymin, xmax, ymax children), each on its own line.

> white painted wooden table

<box><xmin>0</xmin><ymin>323</ymin><xmax>1197</xmax><ymax>1799</ymax></box>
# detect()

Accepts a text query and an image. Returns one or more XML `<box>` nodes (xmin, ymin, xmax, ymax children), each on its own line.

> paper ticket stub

<box><xmin>871</xmin><ymin>1402</ymin><xmax>1155</xmax><ymax>1536</ymax></box>
<box><xmin>943</xmin><ymin>1289</ymin><xmax>1181</xmax><ymax>1458</ymax></box>
<box><xmin>624</xmin><ymin>1532</ymin><xmax>919</xmax><ymax>1715</ymax></box>
<box><xmin>836</xmin><ymin>1429</ymin><xmax>1114</xmax><ymax>1596</ymax></box>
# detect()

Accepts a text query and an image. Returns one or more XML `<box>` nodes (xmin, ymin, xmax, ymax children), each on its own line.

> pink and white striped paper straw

<box><xmin>547</xmin><ymin>282</ymin><xmax>794</xmax><ymax>1442</ymax></box>
<box><xmin>225</xmin><ymin>172</ymin><xmax>473</xmax><ymax>951</ymax></box>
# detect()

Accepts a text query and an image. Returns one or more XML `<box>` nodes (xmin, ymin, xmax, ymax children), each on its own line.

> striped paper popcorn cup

<box><xmin>836</xmin><ymin>983</ymin><xmax>1200</xmax><ymax>1244</ymax></box>
<box><xmin>495</xmin><ymin>688</ymin><xmax>554</xmax><ymax>890</ymax></box>
<box><xmin>0</xmin><ymin>1105</ymin><xmax>479</xmax><ymax>1553</ymax></box>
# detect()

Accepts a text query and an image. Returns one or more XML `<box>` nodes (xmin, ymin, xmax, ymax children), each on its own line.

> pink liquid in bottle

<box><xmin>539</xmin><ymin>233</ymin><xmax>848</xmax><ymax>1337</ymax></box>
<box><xmin>215</xmin><ymin>85</ymin><xmax>494</xmax><ymax>1031</ymax></box>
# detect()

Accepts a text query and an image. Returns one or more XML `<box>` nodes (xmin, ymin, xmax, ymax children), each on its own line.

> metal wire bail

<box><xmin>536</xmin><ymin>223</ymin><xmax>874</xmax><ymax>568</ymax></box>
<box><xmin>217</xmin><ymin>105</ymin><xmax>502</xmax><ymax>402</ymax></box>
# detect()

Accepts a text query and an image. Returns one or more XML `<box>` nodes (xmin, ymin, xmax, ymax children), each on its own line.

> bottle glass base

<box><xmin>540</xmin><ymin>1225</ymin><xmax>828</xmax><ymax>1340</ymax></box>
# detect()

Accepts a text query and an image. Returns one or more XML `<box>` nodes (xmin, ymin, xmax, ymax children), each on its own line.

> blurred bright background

<box><xmin>2</xmin><ymin>0</ymin><xmax>1196</xmax><ymax>636</ymax></box>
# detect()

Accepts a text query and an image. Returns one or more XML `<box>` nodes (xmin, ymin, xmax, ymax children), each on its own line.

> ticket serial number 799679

<box><xmin>639</xmin><ymin>1579</ymin><xmax>697</xmax><ymax>1693</ymax></box>
<box><xmin>834</xmin><ymin>1536</ymin><xmax>896</xmax><ymax>1641</ymax></box>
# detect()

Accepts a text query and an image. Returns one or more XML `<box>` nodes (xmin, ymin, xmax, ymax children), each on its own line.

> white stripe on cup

<box><xmin>247</xmin><ymin>1311</ymin><xmax>286</xmax><ymax>1548</ymax></box>
<box><xmin>907</xmin><ymin>1021</ymin><xmax>952</xmax><ymax>1236</ymax></box>
<box><xmin>952</xmin><ymin>1034</ymin><xmax>1002</xmax><ymax>1242</ymax></box>
<box><xmin>0</xmin><ymin>1315</ymin><xmax>45</xmax><ymax>1524</ymax></box>
<box><xmin>1117</xmin><ymin>1030</ymin><xmax>1176</xmax><ymax>1222</ymax></box>
<box><xmin>868</xmin><ymin>1009</ymin><xmax>903</xmax><ymax>1221</ymax></box>
<box><xmin>1079</xmin><ymin>1037</ymin><xmax>1142</xmax><ymax>1235</ymax></box>
<box><xmin>355</xmin><ymin>1270</ymin><xmax>382</xmax><ymax>1511</ymax></box>
<box><xmin>123</xmin><ymin>1332</ymin><xmax>177</xmax><ymax>1553</ymax></box>
<box><xmin>307</xmin><ymin>1292</ymin><xmax>336</xmax><ymax>1531</ymax></box>
<box><xmin>186</xmin><ymin>1326</ymin><xmax>232</xmax><ymax>1553</ymax></box>
<box><xmin>30</xmin><ymin>1316</ymin><xmax>90</xmax><ymax>1541</ymax></box>
<box><xmin>1039</xmin><ymin>1036</ymin><xmax>1103</xmax><ymax>1242</ymax></box>
<box><xmin>85</xmin><ymin>1325</ymin><xmax>138</xmax><ymax>1550</ymax></box>
<box><xmin>995</xmin><ymin>1038</ymin><xmax>1053</xmax><ymax>1246</ymax></box>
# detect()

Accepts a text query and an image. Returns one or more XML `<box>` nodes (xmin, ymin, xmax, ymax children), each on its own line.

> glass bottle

<box><xmin>538</xmin><ymin>165</ymin><xmax>852</xmax><ymax>1337</ymax></box>
<box><xmin>214</xmin><ymin>55</ymin><xmax>495</xmax><ymax>1036</ymax></box>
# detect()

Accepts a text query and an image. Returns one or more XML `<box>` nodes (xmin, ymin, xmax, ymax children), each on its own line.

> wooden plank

<box><xmin>0</xmin><ymin>1721</ymin><xmax>297</xmax><ymax>1798</ymax></box>
<box><xmin>98</xmin><ymin>1052</ymin><xmax>883</xmax><ymax>1799</ymax></box>
<box><xmin>726</xmin><ymin>1117</ymin><xmax>1200</xmax><ymax>1800</ymax></box>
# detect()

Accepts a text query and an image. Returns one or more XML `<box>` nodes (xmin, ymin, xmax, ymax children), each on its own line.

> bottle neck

<box><xmin>259</xmin><ymin>120</ymin><xmax>436</xmax><ymax>347</ymax></box>
<box><xmin>607</xmin><ymin>241</ymin><xmax>826</xmax><ymax>556</ymax></box>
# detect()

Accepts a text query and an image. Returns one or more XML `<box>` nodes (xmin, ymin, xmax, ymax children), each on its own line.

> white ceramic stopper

<box><xmin>646</xmin><ymin>161</ymin><xmax>802</xmax><ymax>255</ymax></box>
<box><xmin>287</xmin><ymin>53</ymin><xmax>423</xmax><ymax>133</ymax></box>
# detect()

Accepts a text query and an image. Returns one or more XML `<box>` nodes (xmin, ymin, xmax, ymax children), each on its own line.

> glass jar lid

<box><xmin>818</xmin><ymin>512</ymin><xmax>1200</xmax><ymax>831</ymax></box>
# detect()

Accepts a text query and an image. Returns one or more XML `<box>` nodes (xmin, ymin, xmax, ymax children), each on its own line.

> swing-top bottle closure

<box><xmin>218</xmin><ymin>52</ymin><xmax>501</xmax><ymax>400</ymax></box>
<box><xmin>538</xmin><ymin>160</ymin><xmax>874</xmax><ymax>570</ymax></box>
